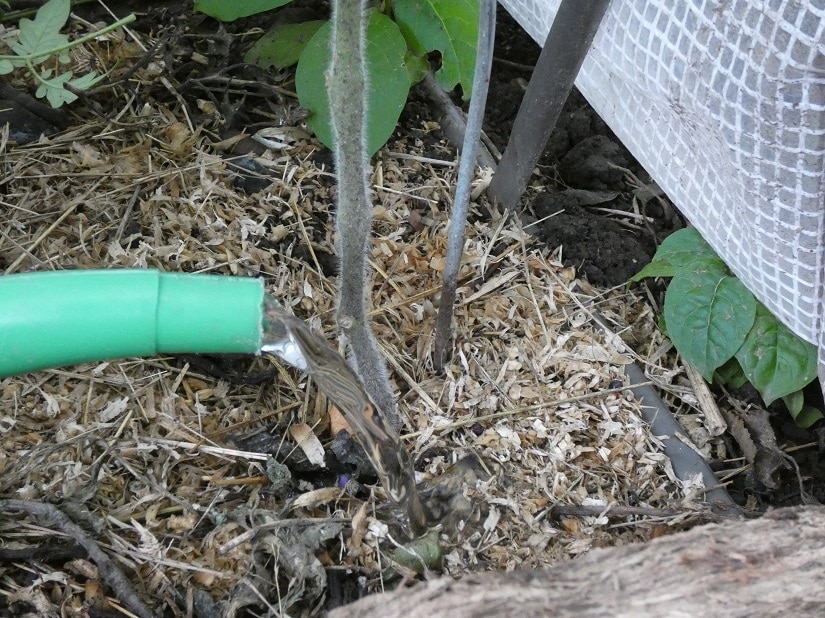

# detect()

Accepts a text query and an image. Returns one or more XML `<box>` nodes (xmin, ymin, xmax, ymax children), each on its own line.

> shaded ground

<box><xmin>0</xmin><ymin>2</ymin><xmax>822</xmax><ymax>617</ymax></box>
<box><xmin>483</xmin><ymin>13</ymin><xmax>682</xmax><ymax>287</ymax></box>
<box><xmin>484</xmin><ymin>8</ymin><xmax>825</xmax><ymax>509</ymax></box>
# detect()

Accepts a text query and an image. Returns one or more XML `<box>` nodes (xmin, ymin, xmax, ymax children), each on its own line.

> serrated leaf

<box><xmin>68</xmin><ymin>70</ymin><xmax>104</xmax><ymax>90</ymax></box>
<box><xmin>393</xmin><ymin>0</ymin><xmax>479</xmax><ymax>98</ymax></box>
<box><xmin>17</xmin><ymin>0</ymin><xmax>70</xmax><ymax>63</ymax></box>
<box><xmin>735</xmin><ymin>304</ymin><xmax>817</xmax><ymax>405</ymax></box>
<box><xmin>664</xmin><ymin>259</ymin><xmax>756</xmax><ymax>379</ymax></box>
<box><xmin>245</xmin><ymin>20</ymin><xmax>325</xmax><ymax>70</ymax></box>
<box><xmin>295</xmin><ymin>11</ymin><xmax>411</xmax><ymax>156</ymax></box>
<box><xmin>35</xmin><ymin>70</ymin><xmax>76</xmax><ymax>107</ymax></box>
<box><xmin>631</xmin><ymin>227</ymin><xmax>720</xmax><ymax>281</ymax></box>
<box><xmin>194</xmin><ymin>0</ymin><xmax>293</xmax><ymax>22</ymax></box>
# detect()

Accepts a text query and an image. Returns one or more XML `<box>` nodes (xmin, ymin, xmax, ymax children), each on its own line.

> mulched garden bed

<box><xmin>0</xmin><ymin>3</ymin><xmax>818</xmax><ymax>616</ymax></box>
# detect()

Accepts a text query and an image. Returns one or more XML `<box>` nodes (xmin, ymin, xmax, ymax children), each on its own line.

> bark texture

<box><xmin>328</xmin><ymin>506</ymin><xmax>825</xmax><ymax>617</ymax></box>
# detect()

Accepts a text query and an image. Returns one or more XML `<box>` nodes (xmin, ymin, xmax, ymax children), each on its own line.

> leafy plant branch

<box><xmin>633</xmin><ymin>227</ymin><xmax>822</xmax><ymax>427</ymax></box>
<box><xmin>0</xmin><ymin>0</ymin><xmax>135</xmax><ymax>107</ymax></box>
<box><xmin>196</xmin><ymin>0</ymin><xmax>480</xmax><ymax>155</ymax></box>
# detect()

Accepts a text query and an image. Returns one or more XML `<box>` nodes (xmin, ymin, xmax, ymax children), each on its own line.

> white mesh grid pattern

<box><xmin>498</xmin><ymin>0</ymin><xmax>825</xmax><ymax>367</ymax></box>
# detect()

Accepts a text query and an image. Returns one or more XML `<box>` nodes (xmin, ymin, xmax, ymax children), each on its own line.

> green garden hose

<box><xmin>0</xmin><ymin>269</ymin><xmax>265</xmax><ymax>377</ymax></box>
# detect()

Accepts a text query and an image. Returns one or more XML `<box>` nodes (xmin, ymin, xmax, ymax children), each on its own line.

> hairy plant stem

<box><xmin>328</xmin><ymin>0</ymin><xmax>399</xmax><ymax>428</ymax></box>
<box><xmin>433</xmin><ymin>0</ymin><xmax>497</xmax><ymax>371</ymax></box>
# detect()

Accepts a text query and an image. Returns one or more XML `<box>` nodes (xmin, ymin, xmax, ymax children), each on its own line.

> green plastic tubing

<box><xmin>0</xmin><ymin>269</ymin><xmax>265</xmax><ymax>378</ymax></box>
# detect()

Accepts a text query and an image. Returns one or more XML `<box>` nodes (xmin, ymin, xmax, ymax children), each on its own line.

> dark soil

<box><xmin>3</xmin><ymin>2</ymin><xmax>824</xmax><ymax>616</ymax></box>
<box><xmin>482</xmin><ymin>9</ymin><xmax>825</xmax><ymax>511</ymax></box>
<box><xmin>482</xmin><ymin>10</ymin><xmax>683</xmax><ymax>287</ymax></box>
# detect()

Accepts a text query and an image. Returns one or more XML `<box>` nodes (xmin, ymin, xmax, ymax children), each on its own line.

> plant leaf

<box><xmin>194</xmin><ymin>0</ymin><xmax>293</xmax><ymax>22</ymax></box>
<box><xmin>664</xmin><ymin>259</ymin><xmax>756</xmax><ymax>379</ymax></box>
<box><xmin>245</xmin><ymin>20</ymin><xmax>325</xmax><ymax>69</ymax></box>
<box><xmin>0</xmin><ymin>59</ymin><xmax>14</xmax><ymax>74</ymax></box>
<box><xmin>793</xmin><ymin>405</ymin><xmax>824</xmax><ymax>429</ymax></box>
<box><xmin>783</xmin><ymin>390</ymin><xmax>804</xmax><ymax>417</ymax></box>
<box><xmin>713</xmin><ymin>357</ymin><xmax>749</xmax><ymax>389</ymax></box>
<box><xmin>16</xmin><ymin>0</ymin><xmax>70</xmax><ymax>63</ymax></box>
<box><xmin>35</xmin><ymin>69</ymin><xmax>76</xmax><ymax>107</ymax></box>
<box><xmin>631</xmin><ymin>227</ymin><xmax>720</xmax><ymax>282</ymax></box>
<box><xmin>784</xmin><ymin>390</ymin><xmax>824</xmax><ymax>428</ymax></box>
<box><xmin>735</xmin><ymin>304</ymin><xmax>818</xmax><ymax>405</ymax></box>
<box><xmin>393</xmin><ymin>0</ymin><xmax>479</xmax><ymax>98</ymax></box>
<box><xmin>68</xmin><ymin>70</ymin><xmax>105</xmax><ymax>90</ymax></box>
<box><xmin>295</xmin><ymin>11</ymin><xmax>411</xmax><ymax>156</ymax></box>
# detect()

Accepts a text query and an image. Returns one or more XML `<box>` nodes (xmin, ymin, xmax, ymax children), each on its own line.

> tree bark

<box><xmin>328</xmin><ymin>506</ymin><xmax>825</xmax><ymax>617</ymax></box>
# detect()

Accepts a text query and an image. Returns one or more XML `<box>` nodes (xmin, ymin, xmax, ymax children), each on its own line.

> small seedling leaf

<box><xmin>68</xmin><ymin>70</ymin><xmax>104</xmax><ymax>90</ymax></box>
<box><xmin>664</xmin><ymin>259</ymin><xmax>756</xmax><ymax>379</ymax></box>
<box><xmin>793</xmin><ymin>405</ymin><xmax>824</xmax><ymax>429</ymax></box>
<box><xmin>16</xmin><ymin>0</ymin><xmax>70</xmax><ymax>63</ymax></box>
<box><xmin>35</xmin><ymin>69</ymin><xmax>77</xmax><ymax>107</ymax></box>
<box><xmin>713</xmin><ymin>357</ymin><xmax>749</xmax><ymax>389</ymax></box>
<box><xmin>784</xmin><ymin>390</ymin><xmax>824</xmax><ymax>428</ymax></box>
<box><xmin>194</xmin><ymin>0</ymin><xmax>293</xmax><ymax>22</ymax></box>
<box><xmin>245</xmin><ymin>20</ymin><xmax>325</xmax><ymax>69</ymax></box>
<box><xmin>735</xmin><ymin>304</ymin><xmax>817</xmax><ymax>405</ymax></box>
<box><xmin>296</xmin><ymin>11</ymin><xmax>411</xmax><ymax>155</ymax></box>
<box><xmin>631</xmin><ymin>227</ymin><xmax>720</xmax><ymax>281</ymax></box>
<box><xmin>393</xmin><ymin>0</ymin><xmax>479</xmax><ymax>98</ymax></box>
<box><xmin>0</xmin><ymin>59</ymin><xmax>15</xmax><ymax>74</ymax></box>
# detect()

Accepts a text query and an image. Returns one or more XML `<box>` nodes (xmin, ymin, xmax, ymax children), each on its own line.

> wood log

<box><xmin>328</xmin><ymin>507</ymin><xmax>825</xmax><ymax>617</ymax></box>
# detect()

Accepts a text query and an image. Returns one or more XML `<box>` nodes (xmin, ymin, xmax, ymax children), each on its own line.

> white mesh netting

<box><xmin>498</xmin><ymin>0</ymin><xmax>825</xmax><ymax>371</ymax></box>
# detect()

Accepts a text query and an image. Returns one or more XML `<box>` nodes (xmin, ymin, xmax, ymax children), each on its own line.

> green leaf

<box><xmin>735</xmin><ymin>304</ymin><xmax>818</xmax><ymax>405</ymax></box>
<box><xmin>793</xmin><ymin>405</ymin><xmax>824</xmax><ymax>429</ymax></box>
<box><xmin>194</xmin><ymin>0</ymin><xmax>293</xmax><ymax>22</ymax></box>
<box><xmin>393</xmin><ymin>0</ymin><xmax>479</xmax><ymax>98</ymax></box>
<box><xmin>631</xmin><ymin>227</ymin><xmax>720</xmax><ymax>282</ymax></box>
<box><xmin>404</xmin><ymin>49</ymin><xmax>429</xmax><ymax>84</ymax></box>
<box><xmin>245</xmin><ymin>20</ymin><xmax>325</xmax><ymax>70</ymax></box>
<box><xmin>296</xmin><ymin>11</ymin><xmax>411</xmax><ymax>156</ymax></box>
<box><xmin>783</xmin><ymin>389</ymin><xmax>804</xmax><ymax>417</ymax></box>
<box><xmin>714</xmin><ymin>357</ymin><xmax>749</xmax><ymax>389</ymax></box>
<box><xmin>14</xmin><ymin>0</ymin><xmax>70</xmax><ymax>63</ymax></box>
<box><xmin>0</xmin><ymin>59</ymin><xmax>14</xmax><ymax>74</ymax></box>
<box><xmin>664</xmin><ymin>259</ymin><xmax>756</xmax><ymax>379</ymax></box>
<box><xmin>68</xmin><ymin>70</ymin><xmax>105</xmax><ymax>90</ymax></box>
<box><xmin>35</xmin><ymin>69</ymin><xmax>76</xmax><ymax>107</ymax></box>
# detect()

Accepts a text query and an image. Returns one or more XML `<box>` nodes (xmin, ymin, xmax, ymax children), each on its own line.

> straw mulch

<box><xmin>0</xmin><ymin>10</ymin><xmax>719</xmax><ymax>617</ymax></box>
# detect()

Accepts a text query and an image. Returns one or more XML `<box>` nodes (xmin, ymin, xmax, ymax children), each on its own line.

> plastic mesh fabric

<box><xmin>499</xmin><ymin>0</ymin><xmax>825</xmax><ymax>367</ymax></box>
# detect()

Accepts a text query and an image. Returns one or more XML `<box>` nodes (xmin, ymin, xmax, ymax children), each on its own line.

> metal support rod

<box><xmin>487</xmin><ymin>0</ymin><xmax>611</xmax><ymax>210</ymax></box>
<box><xmin>432</xmin><ymin>0</ymin><xmax>497</xmax><ymax>371</ymax></box>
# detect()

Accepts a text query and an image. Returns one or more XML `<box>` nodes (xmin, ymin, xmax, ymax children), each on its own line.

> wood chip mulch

<box><xmin>0</xmin><ymin>12</ymin><xmax>721</xmax><ymax>616</ymax></box>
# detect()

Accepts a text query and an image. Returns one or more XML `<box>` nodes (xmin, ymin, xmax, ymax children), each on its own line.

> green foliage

<box><xmin>636</xmin><ymin>227</ymin><xmax>822</xmax><ymax>427</ymax></box>
<box><xmin>0</xmin><ymin>0</ymin><xmax>132</xmax><ymax>107</ymax></box>
<box><xmin>194</xmin><ymin>0</ymin><xmax>292</xmax><ymax>22</ymax></box>
<box><xmin>244</xmin><ymin>20</ymin><xmax>325</xmax><ymax>70</ymax></box>
<box><xmin>296</xmin><ymin>11</ymin><xmax>411</xmax><ymax>156</ymax></box>
<box><xmin>631</xmin><ymin>227</ymin><xmax>719</xmax><ymax>280</ymax></box>
<box><xmin>664</xmin><ymin>258</ymin><xmax>755</xmax><ymax>380</ymax></box>
<box><xmin>195</xmin><ymin>0</ymin><xmax>480</xmax><ymax>154</ymax></box>
<box><xmin>8</xmin><ymin>0</ymin><xmax>70</xmax><ymax>64</ymax></box>
<box><xmin>783</xmin><ymin>389</ymin><xmax>823</xmax><ymax>428</ymax></box>
<box><xmin>735</xmin><ymin>304</ymin><xmax>818</xmax><ymax>405</ymax></box>
<box><xmin>393</xmin><ymin>0</ymin><xmax>479</xmax><ymax>98</ymax></box>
